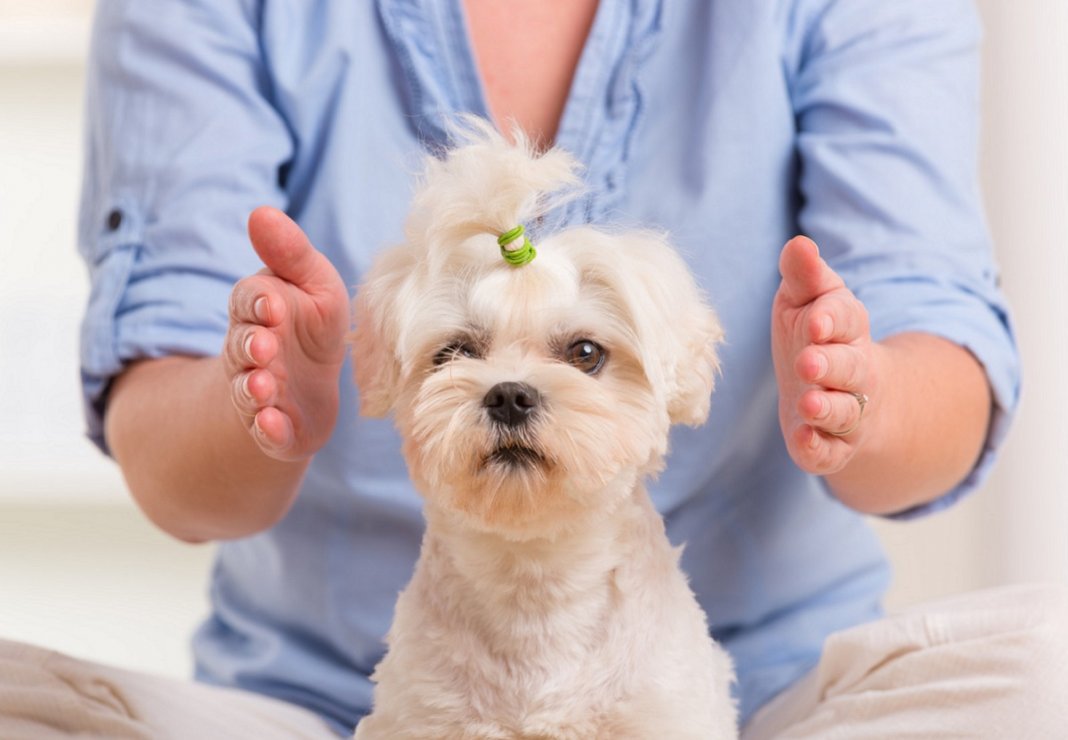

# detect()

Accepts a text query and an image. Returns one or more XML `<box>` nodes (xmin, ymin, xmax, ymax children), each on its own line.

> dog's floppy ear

<box><xmin>606</xmin><ymin>231</ymin><xmax>724</xmax><ymax>427</ymax></box>
<box><xmin>349</xmin><ymin>246</ymin><xmax>415</xmax><ymax>418</ymax></box>
<box><xmin>664</xmin><ymin>300</ymin><xmax>723</xmax><ymax>427</ymax></box>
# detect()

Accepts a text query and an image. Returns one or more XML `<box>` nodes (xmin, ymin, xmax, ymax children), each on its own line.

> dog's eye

<box><xmin>565</xmin><ymin>340</ymin><xmax>606</xmax><ymax>375</ymax></box>
<box><xmin>433</xmin><ymin>341</ymin><xmax>479</xmax><ymax>366</ymax></box>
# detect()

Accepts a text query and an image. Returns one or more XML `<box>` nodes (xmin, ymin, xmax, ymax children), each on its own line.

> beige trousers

<box><xmin>743</xmin><ymin>583</ymin><xmax>1068</xmax><ymax>739</ymax></box>
<box><xmin>0</xmin><ymin>639</ymin><xmax>337</xmax><ymax>740</ymax></box>
<box><xmin>1</xmin><ymin>584</ymin><xmax>1065</xmax><ymax>739</ymax></box>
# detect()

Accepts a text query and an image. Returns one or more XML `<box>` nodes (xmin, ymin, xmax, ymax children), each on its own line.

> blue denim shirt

<box><xmin>79</xmin><ymin>0</ymin><xmax>1017</xmax><ymax>732</ymax></box>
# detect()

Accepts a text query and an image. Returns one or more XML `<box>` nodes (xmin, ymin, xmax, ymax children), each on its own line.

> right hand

<box><xmin>223</xmin><ymin>207</ymin><xmax>350</xmax><ymax>461</ymax></box>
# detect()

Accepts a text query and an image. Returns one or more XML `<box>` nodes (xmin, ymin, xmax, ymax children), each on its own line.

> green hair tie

<box><xmin>497</xmin><ymin>225</ymin><xmax>537</xmax><ymax>267</ymax></box>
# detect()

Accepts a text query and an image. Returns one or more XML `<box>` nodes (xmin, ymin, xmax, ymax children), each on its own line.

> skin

<box><xmin>462</xmin><ymin>0</ymin><xmax>600</xmax><ymax>145</ymax></box>
<box><xmin>106</xmin><ymin>209</ymin><xmax>349</xmax><ymax>542</ymax></box>
<box><xmin>105</xmin><ymin>1</ymin><xmax>991</xmax><ymax>542</ymax></box>
<box><xmin>772</xmin><ymin>236</ymin><xmax>991</xmax><ymax>515</ymax></box>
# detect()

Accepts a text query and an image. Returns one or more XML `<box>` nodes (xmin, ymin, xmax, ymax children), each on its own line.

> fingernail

<box><xmin>241</xmin><ymin>373</ymin><xmax>253</xmax><ymax>400</ymax></box>
<box><xmin>243</xmin><ymin>333</ymin><xmax>255</xmax><ymax>362</ymax></box>
<box><xmin>254</xmin><ymin>297</ymin><xmax>269</xmax><ymax>323</ymax></box>
<box><xmin>808</xmin><ymin>428</ymin><xmax>820</xmax><ymax>449</ymax></box>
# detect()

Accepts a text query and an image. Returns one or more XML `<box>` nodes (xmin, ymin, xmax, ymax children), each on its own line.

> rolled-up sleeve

<box><xmin>786</xmin><ymin>0</ymin><xmax>1019</xmax><ymax>517</ymax></box>
<box><xmin>79</xmin><ymin>0</ymin><xmax>293</xmax><ymax>454</ymax></box>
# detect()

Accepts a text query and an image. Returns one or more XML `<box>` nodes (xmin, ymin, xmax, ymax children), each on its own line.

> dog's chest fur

<box><xmin>355</xmin><ymin>488</ymin><xmax>735</xmax><ymax>739</ymax></box>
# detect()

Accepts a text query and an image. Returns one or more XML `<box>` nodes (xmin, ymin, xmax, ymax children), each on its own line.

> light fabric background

<box><xmin>0</xmin><ymin>0</ymin><xmax>1065</xmax><ymax>681</ymax></box>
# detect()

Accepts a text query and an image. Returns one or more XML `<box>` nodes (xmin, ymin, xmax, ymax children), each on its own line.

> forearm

<box><xmin>105</xmin><ymin>356</ymin><xmax>309</xmax><ymax>542</ymax></box>
<box><xmin>825</xmin><ymin>332</ymin><xmax>992</xmax><ymax>515</ymax></box>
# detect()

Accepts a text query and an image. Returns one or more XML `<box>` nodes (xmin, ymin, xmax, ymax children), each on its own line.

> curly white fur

<box><xmin>350</xmin><ymin>121</ymin><xmax>736</xmax><ymax>739</ymax></box>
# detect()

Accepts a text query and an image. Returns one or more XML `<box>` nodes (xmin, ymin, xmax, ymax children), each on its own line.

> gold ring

<box><xmin>827</xmin><ymin>392</ymin><xmax>869</xmax><ymax>437</ymax></box>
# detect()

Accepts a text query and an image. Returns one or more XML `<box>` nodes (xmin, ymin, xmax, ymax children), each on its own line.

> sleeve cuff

<box><xmin>853</xmin><ymin>278</ymin><xmax>1020</xmax><ymax>519</ymax></box>
<box><xmin>79</xmin><ymin>226</ymin><xmax>240</xmax><ymax>456</ymax></box>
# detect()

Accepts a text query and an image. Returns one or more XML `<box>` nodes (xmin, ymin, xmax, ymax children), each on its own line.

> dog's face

<box><xmin>352</xmin><ymin>226</ymin><xmax>722</xmax><ymax>541</ymax></box>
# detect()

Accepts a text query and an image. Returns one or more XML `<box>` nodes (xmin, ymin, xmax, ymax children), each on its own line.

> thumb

<box><xmin>777</xmin><ymin>235</ymin><xmax>844</xmax><ymax>308</ymax></box>
<box><xmin>248</xmin><ymin>206</ymin><xmax>337</xmax><ymax>293</ymax></box>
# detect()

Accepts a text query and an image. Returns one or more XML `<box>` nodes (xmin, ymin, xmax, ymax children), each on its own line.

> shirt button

<box><xmin>107</xmin><ymin>209</ymin><xmax>123</xmax><ymax>231</ymax></box>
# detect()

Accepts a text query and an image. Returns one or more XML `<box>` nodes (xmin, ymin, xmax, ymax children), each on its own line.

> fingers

<box><xmin>225</xmin><ymin>271</ymin><xmax>287</xmax><ymax>448</ymax></box>
<box><xmin>223</xmin><ymin>322</ymin><xmax>279</xmax><ymax>374</ymax></box>
<box><xmin>798</xmin><ymin>388</ymin><xmax>866</xmax><ymax>435</ymax></box>
<box><xmin>801</xmin><ymin>290</ymin><xmax>869</xmax><ymax>345</ymax></box>
<box><xmin>777</xmin><ymin>236</ymin><xmax>845</xmax><ymax>308</ymax></box>
<box><xmin>230</xmin><ymin>367</ymin><xmax>278</xmax><ymax>419</ymax></box>
<box><xmin>248</xmin><ymin>206</ymin><xmax>336</xmax><ymax>293</ymax></box>
<box><xmin>229</xmin><ymin>365</ymin><xmax>296</xmax><ymax>455</ymax></box>
<box><xmin>229</xmin><ymin>372</ymin><xmax>293</xmax><ymax>452</ymax></box>
<box><xmin>774</xmin><ymin>239</ymin><xmax>875</xmax><ymax>474</ymax></box>
<box><xmin>789</xmin><ymin>386</ymin><xmax>868</xmax><ymax>474</ymax></box>
<box><xmin>795</xmin><ymin>343</ymin><xmax>866</xmax><ymax>391</ymax></box>
<box><xmin>252</xmin><ymin>406</ymin><xmax>295</xmax><ymax>451</ymax></box>
<box><xmin>229</xmin><ymin>273</ymin><xmax>287</xmax><ymax>327</ymax></box>
<box><xmin>788</xmin><ymin>423</ymin><xmax>852</xmax><ymax>475</ymax></box>
<box><xmin>225</xmin><ymin>275</ymin><xmax>282</xmax><ymax>377</ymax></box>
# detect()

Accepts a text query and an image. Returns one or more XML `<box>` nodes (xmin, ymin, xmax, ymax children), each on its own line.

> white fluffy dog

<box><xmin>350</xmin><ymin>121</ymin><xmax>737</xmax><ymax>739</ymax></box>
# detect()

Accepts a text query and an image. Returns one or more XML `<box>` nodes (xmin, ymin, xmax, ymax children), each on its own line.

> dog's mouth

<box><xmin>484</xmin><ymin>444</ymin><xmax>546</xmax><ymax>469</ymax></box>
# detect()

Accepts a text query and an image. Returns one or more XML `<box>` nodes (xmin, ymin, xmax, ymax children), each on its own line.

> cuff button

<box><xmin>106</xmin><ymin>209</ymin><xmax>123</xmax><ymax>231</ymax></box>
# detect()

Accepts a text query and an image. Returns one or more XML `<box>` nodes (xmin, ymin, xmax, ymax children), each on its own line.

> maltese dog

<box><xmin>350</xmin><ymin>120</ymin><xmax>737</xmax><ymax>739</ymax></box>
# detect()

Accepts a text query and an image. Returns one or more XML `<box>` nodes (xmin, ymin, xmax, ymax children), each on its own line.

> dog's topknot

<box><xmin>405</xmin><ymin>117</ymin><xmax>583</xmax><ymax>267</ymax></box>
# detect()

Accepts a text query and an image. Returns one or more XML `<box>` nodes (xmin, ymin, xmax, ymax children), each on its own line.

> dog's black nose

<box><xmin>483</xmin><ymin>382</ymin><xmax>540</xmax><ymax>427</ymax></box>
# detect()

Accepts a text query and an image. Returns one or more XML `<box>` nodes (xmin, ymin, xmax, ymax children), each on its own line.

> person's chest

<box><xmin>461</xmin><ymin>0</ymin><xmax>599</xmax><ymax>146</ymax></box>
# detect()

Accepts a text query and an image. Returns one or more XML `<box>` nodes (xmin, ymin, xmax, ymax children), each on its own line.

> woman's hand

<box><xmin>771</xmin><ymin>236</ymin><xmax>883</xmax><ymax>477</ymax></box>
<box><xmin>223</xmin><ymin>207</ymin><xmax>350</xmax><ymax>461</ymax></box>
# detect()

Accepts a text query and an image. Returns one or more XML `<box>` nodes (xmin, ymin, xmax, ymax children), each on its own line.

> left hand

<box><xmin>771</xmin><ymin>236</ymin><xmax>882</xmax><ymax>476</ymax></box>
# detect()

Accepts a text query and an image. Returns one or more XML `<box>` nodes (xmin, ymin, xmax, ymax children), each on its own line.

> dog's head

<box><xmin>351</xmin><ymin>120</ymin><xmax>722</xmax><ymax>540</ymax></box>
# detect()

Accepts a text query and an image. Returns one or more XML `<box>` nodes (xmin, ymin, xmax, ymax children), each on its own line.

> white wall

<box><xmin>0</xmin><ymin>3</ymin><xmax>217</xmax><ymax>679</ymax></box>
<box><xmin>977</xmin><ymin>0</ymin><xmax>1068</xmax><ymax>586</ymax></box>
<box><xmin>0</xmin><ymin>1</ymin><xmax>1064</xmax><ymax>678</ymax></box>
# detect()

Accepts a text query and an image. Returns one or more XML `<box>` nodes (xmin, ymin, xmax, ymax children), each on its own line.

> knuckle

<box><xmin>816</xmin><ymin>437</ymin><xmax>844</xmax><ymax>472</ymax></box>
<box><xmin>232</xmin><ymin>280</ymin><xmax>257</xmax><ymax>319</ymax></box>
<box><xmin>227</xmin><ymin>324</ymin><xmax>249</xmax><ymax>365</ymax></box>
<box><xmin>241</xmin><ymin>326</ymin><xmax>257</xmax><ymax>362</ymax></box>
<box><xmin>812</xmin><ymin>393</ymin><xmax>831</xmax><ymax>423</ymax></box>
<box><xmin>809</xmin><ymin>442</ymin><xmax>832</xmax><ymax>473</ymax></box>
<box><xmin>824</xmin><ymin>290</ymin><xmax>854</xmax><ymax>320</ymax></box>
<box><xmin>846</xmin><ymin>347</ymin><xmax>867</xmax><ymax>389</ymax></box>
<box><xmin>823</xmin><ymin>393</ymin><xmax>843</xmax><ymax>426</ymax></box>
<box><xmin>228</xmin><ymin>286</ymin><xmax>243</xmax><ymax>320</ymax></box>
<box><xmin>223</xmin><ymin>328</ymin><xmax>242</xmax><ymax>369</ymax></box>
<box><xmin>235</xmin><ymin>275</ymin><xmax>274</xmax><ymax>321</ymax></box>
<box><xmin>230</xmin><ymin>372</ymin><xmax>253</xmax><ymax>415</ymax></box>
<box><xmin>829</xmin><ymin>294</ymin><xmax>852</xmax><ymax>327</ymax></box>
<box><xmin>846</xmin><ymin>296</ymin><xmax>869</xmax><ymax>336</ymax></box>
<box><xmin>836</xmin><ymin>395</ymin><xmax>857</xmax><ymax>430</ymax></box>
